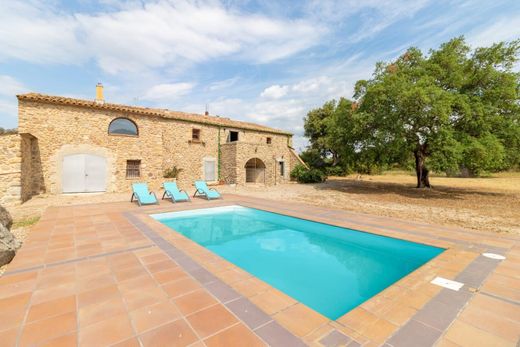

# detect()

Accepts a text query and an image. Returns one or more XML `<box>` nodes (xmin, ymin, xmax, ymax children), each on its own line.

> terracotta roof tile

<box><xmin>17</xmin><ymin>93</ymin><xmax>292</xmax><ymax>136</ymax></box>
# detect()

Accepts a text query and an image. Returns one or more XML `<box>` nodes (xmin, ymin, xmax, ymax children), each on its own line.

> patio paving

<box><xmin>0</xmin><ymin>194</ymin><xmax>518</xmax><ymax>346</ymax></box>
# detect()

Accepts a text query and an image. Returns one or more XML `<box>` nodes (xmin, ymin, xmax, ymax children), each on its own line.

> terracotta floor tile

<box><xmin>141</xmin><ymin>253</ymin><xmax>170</xmax><ymax>265</ymax></box>
<box><xmin>77</xmin><ymin>284</ymin><xmax>121</xmax><ymax>307</ymax></box>
<box><xmin>112</xmin><ymin>337</ymin><xmax>141</xmax><ymax>347</ymax></box>
<box><xmin>79</xmin><ymin>313</ymin><xmax>134</xmax><ymax>347</ymax></box>
<box><xmin>152</xmin><ymin>267</ymin><xmax>188</xmax><ymax>284</ymax></box>
<box><xmin>436</xmin><ymin>337</ymin><xmax>464</xmax><ymax>347</ymax></box>
<box><xmin>39</xmin><ymin>333</ymin><xmax>77</xmax><ymax>347</ymax></box>
<box><xmin>384</xmin><ymin>303</ymin><xmax>417</xmax><ymax>326</ymax></box>
<box><xmin>0</xmin><ymin>292</ymin><xmax>31</xmax><ymax>314</ymax></box>
<box><xmin>187</xmin><ymin>304</ymin><xmax>238</xmax><ymax>338</ymax></box>
<box><xmin>114</xmin><ymin>266</ymin><xmax>149</xmax><ymax>282</ymax></box>
<box><xmin>19</xmin><ymin>311</ymin><xmax>77</xmax><ymax>346</ymax></box>
<box><xmin>79</xmin><ymin>296</ymin><xmax>127</xmax><ymax>327</ymax></box>
<box><xmin>145</xmin><ymin>259</ymin><xmax>178</xmax><ymax>273</ymax></box>
<box><xmin>0</xmin><ymin>327</ymin><xmax>19</xmax><ymax>347</ymax></box>
<box><xmin>459</xmin><ymin>304</ymin><xmax>520</xmax><ymax>342</ymax></box>
<box><xmin>75</xmin><ymin>273</ymin><xmax>115</xmax><ymax>292</ymax></box>
<box><xmin>162</xmin><ymin>277</ymin><xmax>201</xmax><ymax>298</ymax></box>
<box><xmin>204</xmin><ymin>323</ymin><xmax>266</xmax><ymax>347</ymax></box>
<box><xmin>121</xmin><ymin>286</ymin><xmax>169</xmax><ymax>311</ymax></box>
<box><xmin>337</xmin><ymin>307</ymin><xmax>378</xmax><ymax>333</ymax></box>
<box><xmin>273</xmin><ymin>303</ymin><xmax>328</xmax><ymax>337</ymax></box>
<box><xmin>173</xmin><ymin>289</ymin><xmax>218</xmax><ymax>316</ymax></box>
<box><xmin>445</xmin><ymin>320</ymin><xmax>514</xmax><ymax>347</ymax></box>
<box><xmin>0</xmin><ymin>280</ymin><xmax>37</xmax><ymax>300</ymax></box>
<box><xmin>231</xmin><ymin>277</ymin><xmax>272</xmax><ymax>298</ymax></box>
<box><xmin>249</xmin><ymin>290</ymin><xmax>297</xmax><ymax>315</ymax></box>
<box><xmin>129</xmin><ymin>301</ymin><xmax>181</xmax><ymax>333</ymax></box>
<box><xmin>361</xmin><ymin>319</ymin><xmax>398</xmax><ymax>343</ymax></box>
<box><xmin>139</xmin><ymin>319</ymin><xmax>198</xmax><ymax>347</ymax></box>
<box><xmin>470</xmin><ymin>294</ymin><xmax>519</xmax><ymax>322</ymax></box>
<box><xmin>217</xmin><ymin>268</ymin><xmax>252</xmax><ymax>284</ymax></box>
<box><xmin>31</xmin><ymin>282</ymin><xmax>76</xmax><ymax>305</ymax></box>
<box><xmin>0</xmin><ymin>271</ymin><xmax>37</xmax><ymax>286</ymax></box>
<box><xmin>26</xmin><ymin>295</ymin><xmax>76</xmax><ymax>322</ymax></box>
<box><xmin>117</xmin><ymin>274</ymin><xmax>156</xmax><ymax>294</ymax></box>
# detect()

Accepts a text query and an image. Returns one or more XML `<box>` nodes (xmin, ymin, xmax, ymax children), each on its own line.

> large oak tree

<box><xmin>304</xmin><ymin>37</ymin><xmax>520</xmax><ymax>187</ymax></box>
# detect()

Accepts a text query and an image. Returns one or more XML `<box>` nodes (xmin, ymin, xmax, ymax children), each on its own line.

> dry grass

<box><xmin>220</xmin><ymin>172</ymin><xmax>520</xmax><ymax>235</ymax></box>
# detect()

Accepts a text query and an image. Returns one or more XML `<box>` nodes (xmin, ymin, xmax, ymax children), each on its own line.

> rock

<box><xmin>0</xmin><ymin>205</ymin><xmax>13</xmax><ymax>230</ymax></box>
<box><xmin>0</xmin><ymin>223</ymin><xmax>19</xmax><ymax>266</ymax></box>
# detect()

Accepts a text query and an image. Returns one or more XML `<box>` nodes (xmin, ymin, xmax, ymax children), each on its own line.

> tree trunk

<box><xmin>331</xmin><ymin>151</ymin><xmax>339</xmax><ymax>166</ymax></box>
<box><xmin>414</xmin><ymin>150</ymin><xmax>431</xmax><ymax>188</ymax></box>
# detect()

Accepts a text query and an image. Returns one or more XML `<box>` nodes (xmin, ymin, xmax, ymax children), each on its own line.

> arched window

<box><xmin>108</xmin><ymin>118</ymin><xmax>138</xmax><ymax>136</ymax></box>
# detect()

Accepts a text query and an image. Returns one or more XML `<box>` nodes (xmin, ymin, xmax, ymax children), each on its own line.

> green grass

<box><xmin>13</xmin><ymin>216</ymin><xmax>40</xmax><ymax>228</ymax></box>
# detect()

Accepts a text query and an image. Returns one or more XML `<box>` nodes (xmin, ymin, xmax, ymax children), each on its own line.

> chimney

<box><xmin>95</xmin><ymin>83</ymin><xmax>104</xmax><ymax>104</ymax></box>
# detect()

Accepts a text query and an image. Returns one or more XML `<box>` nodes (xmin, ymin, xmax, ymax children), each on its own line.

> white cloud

<box><xmin>260</xmin><ymin>85</ymin><xmax>289</xmax><ymax>99</ymax></box>
<box><xmin>208</xmin><ymin>77</ymin><xmax>239</xmax><ymax>91</ymax></box>
<box><xmin>0</xmin><ymin>0</ymin><xmax>323</xmax><ymax>73</ymax></box>
<box><xmin>468</xmin><ymin>15</ymin><xmax>520</xmax><ymax>48</ymax></box>
<box><xmin>304</xmin><ymin>0</ymin><xmax>432</xmax><ymax>42</ymax></box>
<box><xmin>0</xmin><ymin>75</ymin><xmax>28</xmax><ymax>97</ymax></box>
<box><xmin>0</xmin><ymin>1</ymin><xmax>86</xmax><ymax>65</ymax></box>
<box><xmin>142</xmin><ymin>82</ymin><xmax>195</xmax><ymax>101</ymax></box>
<box><xmin>0</xmin><ymin>75</ymin><xmax>29</xmax><ymax>128</ymax></box>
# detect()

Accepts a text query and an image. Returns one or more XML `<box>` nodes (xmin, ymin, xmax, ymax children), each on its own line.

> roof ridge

<box><xmin>17</xmin><ymin>92</ymin><xmax>292</xmax><ymax>136</ymax></box>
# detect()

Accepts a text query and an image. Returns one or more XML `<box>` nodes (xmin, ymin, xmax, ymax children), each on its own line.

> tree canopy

<box><xmin>302</xmin><ymin>37</ymin><xmax>520</xmax><ymax>187</ymax></box>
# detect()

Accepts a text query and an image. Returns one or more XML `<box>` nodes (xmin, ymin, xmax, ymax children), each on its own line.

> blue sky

<box><xmin>1</xmin><ymin>0</ymin><xmax>519</xmax><ymax>149</ymax></box>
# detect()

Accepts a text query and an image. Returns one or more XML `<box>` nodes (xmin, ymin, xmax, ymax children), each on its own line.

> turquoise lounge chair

<box><xmin>193</xmin><ymin>180</ymin><xmax>221</xmax><ymax>200</ymax></box>
<box><xmin>162</xmin><ymin>182</ymin><xmax>190</xmax><ymax>203</ymax></box>
<box><xmin>131</xmin><ymin>183</ymin><xmax>158</xmax><ymax>206</ymax></box>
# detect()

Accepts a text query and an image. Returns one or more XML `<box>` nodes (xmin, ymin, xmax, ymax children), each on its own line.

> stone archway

<box><xmin>245</xmin><ymin>158</ymin><xmax>266</xmax><ymax>184</ymax></box>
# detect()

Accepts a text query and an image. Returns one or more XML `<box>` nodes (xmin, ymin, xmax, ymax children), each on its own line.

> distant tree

<box><xmin>347</xmin><ymin>37</ymin><xmax>519</xmax><ymax>187</ymax></box>
<box><xmin>303</xmin><ymin>100</ymin><xmax>340</xmax><ymax>165</ymax></box>
<box><xmin>0</xmin><ymin>128</ymin><xmax>18</xmax><ymax>135</ymax></box>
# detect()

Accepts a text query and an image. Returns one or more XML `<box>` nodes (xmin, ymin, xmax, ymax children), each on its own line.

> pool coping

<box><xmin>124</xmin><ymin>195</ymin><xmax>512</xmax><ymax>346</ymax></box>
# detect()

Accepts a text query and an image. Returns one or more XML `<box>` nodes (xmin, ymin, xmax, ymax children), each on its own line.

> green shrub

<box><xmin>325</xmin><ymin>165</ymin><xmax>346</xmax><ymax>176</ymax></box>
<box><xmin>163</xmin><ymin>166</ymin><xmax>183</xmax><ymax>179</ymax></box>
<box><xmin>290</xmin><ymin>164</ymin><xmax>307</xmax><ymax>180</ymax></box>
<box><xmin>291</xmin><ymin>165</ymin><xmax>327</xmax><ymax>183</ymax></box>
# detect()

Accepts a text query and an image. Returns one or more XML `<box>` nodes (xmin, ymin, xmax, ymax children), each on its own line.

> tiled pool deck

<box><xmin>0</xmin><ymin>194</ymin><xmax>518</xmax><ymax>346</ymax></box>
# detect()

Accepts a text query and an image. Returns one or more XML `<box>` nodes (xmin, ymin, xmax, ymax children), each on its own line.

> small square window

<box><xmin>192</xmin><ymin>128</ymin><xmax>201</xmax><ymax>141</ymax></box>
<box><xmin>266</xmin><ymin>137</ymin><xmax>272</xmax><ymax>144</ymax></box>
<box><xmin>229</xmin><ymin>131</ymin><xmax>239</xmax><ymax>142</ymax></box>
<box><xmin>126</xmin><ymin>160</ymin><xmax>141</xmax><ymax>178</ymax></box>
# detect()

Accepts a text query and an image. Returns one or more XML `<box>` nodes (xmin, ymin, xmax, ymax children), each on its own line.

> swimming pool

<box><xmin>152</xmin><ymin>205</ymin><xmax>444</xmax><ymax>320</ymax></box>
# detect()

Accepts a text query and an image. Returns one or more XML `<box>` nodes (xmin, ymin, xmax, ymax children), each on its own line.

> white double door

<box><xmin>62</xmin><ymin>154</ymin><xmax>107</xmax><ymax>193</ymax></box>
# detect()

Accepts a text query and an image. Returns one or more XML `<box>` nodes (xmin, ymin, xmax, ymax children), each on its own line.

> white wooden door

<box><xmin>62</xmin><ymin>154</ymin><xmax>106</xmax><ymax>193</ymax></box>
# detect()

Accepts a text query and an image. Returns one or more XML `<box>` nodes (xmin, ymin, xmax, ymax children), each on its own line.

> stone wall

<box><xmin>0</xmin><ymin>134</ymin><xmax>22</xmax><ymax>205</ymax></box>
<box><xmin>220</xmin><ymin>142</ymin><xmax>237</xmax><ymax>184</ymax></box>
<box><xmin>17</xmin><ymin>99</ymin><xmax>299</xmax><ymax>197</ymax></box>
<box><xmin>223</xmin><ymin>142</ymin><xmax>292</xmax><ymax>185</ymax></box>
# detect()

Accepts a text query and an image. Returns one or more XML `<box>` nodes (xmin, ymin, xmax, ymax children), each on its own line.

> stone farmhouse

<box><xmin>0</xmin><ymin>84</ymin><xmax>305</xmax><ymax>205</ymax></box>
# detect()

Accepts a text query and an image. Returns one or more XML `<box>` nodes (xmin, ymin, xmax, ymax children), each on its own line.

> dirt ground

<box><xmin>219</xmin><ymin>172</ymin><xmax>520</xmax><ymax>235</ymax></box>
<box><xmin>6</xmin><ymin>172</ymin><xmax>520</xmax><ymax>235</ymax></box>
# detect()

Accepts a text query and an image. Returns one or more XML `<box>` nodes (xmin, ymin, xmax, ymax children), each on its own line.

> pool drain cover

<box><xmin>431</xmin><ymin>277</ymin><xmax>464</xmax><ymax>291</ymax></box>
<box><xmin>482</xmin><ymin>253</ymin><xmax>506</xmax><ymax>260</ymax></box>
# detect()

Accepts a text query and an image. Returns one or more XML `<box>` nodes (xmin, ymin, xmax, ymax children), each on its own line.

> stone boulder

<box><xmin>0</xmin><ymin>223</ymin><xmax>19</xmax><ymax>266</ymax></box>
<box><xmin>0</xmin><ymin>205</ymin><xmax>13</xmax><ymax>230</ymax></box>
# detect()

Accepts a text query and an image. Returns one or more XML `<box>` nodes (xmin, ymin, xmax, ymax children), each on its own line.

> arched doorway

<box><xmin>245</xmin><ymin>158</ymin><xmax>266</xmax><ymax>184</ymax></box>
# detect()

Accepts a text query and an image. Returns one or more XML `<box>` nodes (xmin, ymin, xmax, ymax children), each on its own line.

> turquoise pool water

<box><xmin>152</xmin><ymin>205</ymin><xmax>443</xmax><ymax>320</ymax></box>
